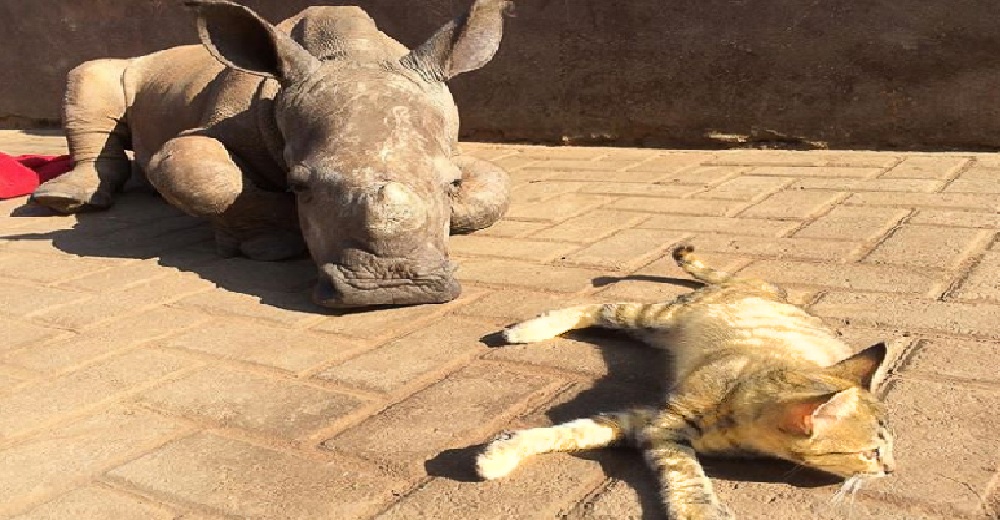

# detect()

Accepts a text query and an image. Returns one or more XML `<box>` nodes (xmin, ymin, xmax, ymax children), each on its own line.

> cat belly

<box><xmin>657</xmin><ymin>297</ymin><xmax>852</xmax><ymax>375</ymax></box>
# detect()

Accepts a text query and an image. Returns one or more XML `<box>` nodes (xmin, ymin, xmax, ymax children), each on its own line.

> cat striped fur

<box><xmin>476</xmin><ymin>245</ymin><xmax>895</xmax><ymax>520</ymax></box>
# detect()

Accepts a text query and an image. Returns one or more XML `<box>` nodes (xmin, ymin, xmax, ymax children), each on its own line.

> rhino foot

<box><xmin>214</xmin><ymin>229</ymin><xmax>306</xmax><ymax>262</ymax></box>
<box><xmin>32</xmin><ymin>175</ymin><xmax>114</xmax><ymax>214</ymax></box>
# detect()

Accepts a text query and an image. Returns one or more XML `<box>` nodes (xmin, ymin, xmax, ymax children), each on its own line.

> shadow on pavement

<box><xmin>2</xmin><ymin>191</ymin><xmax>325</xmax><ymax>314</ymax></box>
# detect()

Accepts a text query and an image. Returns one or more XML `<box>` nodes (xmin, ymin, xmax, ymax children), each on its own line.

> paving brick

<box><xmin>606</xmin><ymin>197</ymin><xmax>747</xmax><ymax>216</ymax></box>
<box><xmin>650</xmin><ymin>165</ymin><xmax>740</xmax><ymax>185</ymax></box>
<box><xmin>621</xmin><ymin>153</ymin><xmax>704</xmax><ymax>172</ymax></box>
<box><xmin>181</xmin><ymin>257</ymin><xmax>317</xmax><ymax>294</ymax></box>
<box><xmin>512</xmin><ymin>147</ymin><xmax>607</xmax><ymax>161</ymax></box>
<box><xmin>528</xmin><ymin>209</ymin><xmax>652</xmax><ymax>243</ymax></box>
<box><xmin>108</xmin><ymin>433</ymin><xmax>401</xmax><ymax>519</ymax></box>
<box><xmin>847</xmin><ymin>192</ymin><xmax>1000</xmax><ymax>211</ymax></box>
<box><xmin>883</xmin><ymin>156</ymin><xmax>970</xmax><ymax>179</ymax></box>
<box><xmin>0</xmin><ymin>282</ymin><xmax>91</xmax><ymax>317</ymax></box>
<box><xmin>511</xmin><ymin>180</ymin><xmax>588</xmax><ymax>201</ymax></box>
<box><xmin>0</xmin><ymin>408</ymin><xmax>188</xmax><ymax>516</ymax></box>
<box><xmin>794</xmin><ymin>206</ymin><xmax>910</xmax><ymax>240</ymax></box>
<box><xmin>902</xmin><ymin>338</ymin><xmax>1000</xmax><ymax>384</ymax></box>
<box><xmin>695</xmin><ymin>175</ymin><xmax>793</xmax><ymax>201</ymax></box>
<box><xmin>11</xmin><ymin>486</ymin><xmax>176</xmax><ymax>520</ymax></box>
<box><xmin>314</xmin><ymin>317</ymin><xmax>496</xmax><ymax>393</ymax></box>
<box><xmin>547</xmin><ymin>168</ymin><xmax>691</xmax><ymax>183</ymax></box>
<box><xmin>0</xmin><ymin>251</ymin><xmax>119</xmax><ymax>284</ymax></box>
<box><xmin>172</xmin><ymin>288</ymin><xmax>324</xmax><ymax>327</ymax></box>
<box><xmin>738</xmin><ymin>190</ymin><xmax>847</xmax><ymax>219</ymax></box>
<box><xmin>379</xmin><ymin>455</ymin><xmax>604</xmax><ymax>519</ymax></box>
<box><xmin>952</xmin><ymin>251</ymin><xmax>1000</xmax><ymax>301</ymax></box>
<box><xmin>456</xmin><ymin>257</ymin><xmax>606</xmax><ymax>293</ymax></box>
<box><xmin>691</xmin><ymin>233</ymin><xmax>861</xmax><ymax>261</ymax></box>
<box><xmin>639</xmin><ymin>214</ymin><xmax>798</xmax><ymax>237</ymax></box>
<box><xmin>862</xmin><ymin>225</ymin><xmax>992</xmax><ymax>270</ymax></box>
<box><xmin>311</xmin><ymin>290</ymin><xmax>482</xmax><ymax>341</ymax></box>
<box><xmin>812</xmin><ymin>292</ymin><xmax>1000</xmax><ymax>339</ymax></box>
<box><xmin>469</xmin><ymin>219</ymin><xmax>552</xmax><ymax>238</ymax></box>
<box><xmin>522</xmin><ymin>159</ymin><xmax>636</xmax><ymax>173</ymax></box>
<box><xmin>872</xmin><ymin>378</ymin><xmax>999</xmax><ymax>517</ymax></box>
<box><xmin>593</xmin><ymin>277</ymin><xmax>698</xmax><ymax>303</ymax></box>
<box><xmin>53</xmin><ymin>260</ymin><xmax>180</xmax><ymax>293</ymax></box>
<box><xmin>749</xmin><ymin>166</ymin><xmax>883</xmax><ymax>177</ymax></box>
<box><xmin>0</xmin><ymin>317</ymin><xmax>69</xmax><ymax>353</ymax></box>
<box><xmin>449</xmin><ymin>235</ymin><xmax>579</xmax><ymax>262</ymax></box>
<box><xmin>944</xmin><ymin>178</ymin><xmax>1000</xmax><ymax>194</ymax></box>
<box><xmin>789</xmin><ymin>177</ymin><xmax>944</xmax><ymax>192</ymax></box>
<box><xmin>707</xmin><ymin>151</ymin><xmax>899</xmax><ymax>168</ymax></box>
<box><xmin>454</xmin><ymin>289</ymin><xmax>600</xmax><ymax>321</ymax></box>
<box><xmin>324</xmin><ymin>363</ymin><xmax>557</xmax><ymax>467</ymax></box>
<box><xmin>577</xmin><ymin>181</ymin><xmax>701</xmax><ymax>198</ymax></box>
<box><xmin>3</xmin><ymin>307</ymin><xmax>210</xmax><ymax>373</ymax></box>
<box><xmin>960</xmin><ymin>162</ymin><xmax>1000</xmax><ymax>178</ymax></box>
<box><xmin>557</xmin><ymin>229</ymin><xmax>686</xmax><ymax>271</ymax></box>
<box><xmin>29</xmin><ymin>273</ymin><xmax>214</xmax><ymax>330</ymax></box>
<box><xmin>485</xmin><ymin>332</ymin><xmax>655</xmax><ymax>381</ymax></box>
<box><xmin>0</xmin><ymin>349</ymin><xmax>196</xmax><ymax>438</ymax></box>
<box><xmin>161</xmin><ymin>319</ymin><xmax>362</xmax><ymax>373</ymax></box>
<box><xmin>505</xmin><ymin>194</ymin><xmax>612</xmax><ymax>221</ymax></box>
<box><xmin>908</xmin><ymin>209</ymin><xmax>1000</xmax><ymax>229</ymax></box>
<box><xmin>738</xmin><ymin>260</ymin><xmax>939</xmax><ymax>294</ymax></box>
<box><xmin>138</xmin><ymin>365</ymin><xmax>365</xmax><ymax>439</ymax></box>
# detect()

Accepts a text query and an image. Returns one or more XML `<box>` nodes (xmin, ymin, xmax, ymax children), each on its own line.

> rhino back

<box><xmin>124</xmin><ymin>45</ymin><xmax>229</xmax><ymax>169</ymax></box>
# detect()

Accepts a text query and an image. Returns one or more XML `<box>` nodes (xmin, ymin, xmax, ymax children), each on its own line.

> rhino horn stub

<box><xmin>366</xmin><ymin>182</ymin><xmax>427</xmax><ymax>237</ymax></box>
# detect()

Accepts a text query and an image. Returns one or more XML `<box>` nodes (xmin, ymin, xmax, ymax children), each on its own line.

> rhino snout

<box><xmin>365</xmin><ymin>182</ymin><xmax>427</xmax><ymax>239</ymax></box>
<box><xmin>312</xmin><ymin>256</ymin><xmax>460</xmax><ymax>309</ymax></box>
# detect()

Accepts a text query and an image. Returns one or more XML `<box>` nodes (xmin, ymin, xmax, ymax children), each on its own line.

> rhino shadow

<box><xmin>3</xmin><ymin>192</ymin><xmax>340</xmax><ymax>315</ymax></box>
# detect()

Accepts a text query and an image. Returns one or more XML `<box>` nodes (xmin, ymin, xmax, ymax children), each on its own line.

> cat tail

<box><xmin>476</xmin><ymin>408</ymin><xmax>657</xmax><ymax>480</ymax></box>
<box><xmin>672</xmin><ymin>244</ymin><xmax>734</xmax><ymax>285</ymax></box>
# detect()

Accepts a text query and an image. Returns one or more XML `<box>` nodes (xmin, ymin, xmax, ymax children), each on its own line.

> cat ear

<box><xmin>778</xmin><ymin>389</ymin><xmax>861</xmax><ymax>436</ymax></box>
<box><xmin>825</xmin><ymin>342</ymin><xmax>888</xmax><ymax>391</ymax></box>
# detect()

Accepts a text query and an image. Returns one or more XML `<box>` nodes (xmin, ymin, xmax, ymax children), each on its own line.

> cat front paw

<box><xmin>476</xmin><ymin>431</ymin><xmax>522</xmax><ymax>480</ymax></box>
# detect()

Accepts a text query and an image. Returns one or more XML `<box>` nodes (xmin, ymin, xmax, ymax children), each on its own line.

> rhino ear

<box><xmin>402</xmin><ymin>0</ymin><xmax>514</xmax><ymax>81</ymax></box>
<box><xmin>185</xmin><ymin>0</ymin><xmax>320</xmax><ymax>85</ymax></box>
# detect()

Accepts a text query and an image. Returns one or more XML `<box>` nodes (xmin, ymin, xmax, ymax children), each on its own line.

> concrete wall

<box><xmin>2</xmin><ymin>0</ymin><xmax>999</xmax><ymax>149</ymax></box>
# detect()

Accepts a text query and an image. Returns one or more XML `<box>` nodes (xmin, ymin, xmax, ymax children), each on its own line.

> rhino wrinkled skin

<box><xmin>32</xmin><ymin>0</ymin><xmax>514</xmax><ymax>308</ymax></box>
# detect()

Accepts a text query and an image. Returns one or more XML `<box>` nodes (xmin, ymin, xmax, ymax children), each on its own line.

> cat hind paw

<box><xmin>501</xmin><ymin>319</ymin><xmax>555</xmax><ymax>344</ymax></box>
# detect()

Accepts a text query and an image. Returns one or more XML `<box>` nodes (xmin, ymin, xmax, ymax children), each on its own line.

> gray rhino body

<box><xmin>32</xmin><ymin>0</ymin><xmax>513</xmax><ymax>308</ymax></box>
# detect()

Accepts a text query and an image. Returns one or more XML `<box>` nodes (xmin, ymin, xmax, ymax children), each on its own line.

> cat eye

<box><xmin>860</xmin><ymin>448</ymin><xmax>879</xmax><ymax>461</ymax></box>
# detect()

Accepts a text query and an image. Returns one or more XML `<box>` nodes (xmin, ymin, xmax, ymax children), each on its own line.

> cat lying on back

<box><xmin>476</xmin><ymin>245</ymin><xmax>895</xmax><ymax>520</ymax></box>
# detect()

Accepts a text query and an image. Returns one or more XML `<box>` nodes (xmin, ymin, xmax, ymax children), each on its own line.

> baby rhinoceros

<box><xmin>33</xmin><ymin>0</ymin><xmax>515</xmax><ymax>308</ymax></box>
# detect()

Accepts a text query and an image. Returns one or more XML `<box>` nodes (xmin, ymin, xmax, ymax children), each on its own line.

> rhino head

<box><xmin>187</xmin><ymin>0</ymin><xmax>513</xmax><ymax>308</ymax></box>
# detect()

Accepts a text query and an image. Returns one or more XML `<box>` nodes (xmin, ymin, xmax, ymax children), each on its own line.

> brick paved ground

<box><xmin>0</xmin><ymin>129</ymin><xmax>998</xmax><ymax>519</ymax></box>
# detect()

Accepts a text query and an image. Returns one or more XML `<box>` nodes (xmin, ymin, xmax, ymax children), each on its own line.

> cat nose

<box><xmin>882</xmin><ymin>463</ymin><xmax>895</xmax><ymax>475</ymax></box>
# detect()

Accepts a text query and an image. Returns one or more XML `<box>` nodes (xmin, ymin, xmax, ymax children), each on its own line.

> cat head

<box><xmin>752</xmin><ymin>343</ymin><xmax>896</xmax><ymax>478</ymax></box>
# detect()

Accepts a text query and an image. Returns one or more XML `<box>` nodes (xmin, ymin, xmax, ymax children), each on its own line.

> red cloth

<box><xmin>0</xmin><ymin>153</ymin><xmax>74</xmax><ymax>199</ymax></box>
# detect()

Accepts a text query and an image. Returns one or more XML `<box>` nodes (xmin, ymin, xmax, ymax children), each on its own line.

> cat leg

<box><xmin>644</xmin><ymin>440</ymin><xmax>734</xmax><ymax>520</ymax></box>
<box><xmin>502</xmin><ymin>302</ymin><xmax>683</xmax><ymax>344</ymax></box>
<box><xmin>476</xmin><ymin>408</ymin><xmax>656</xmax><ymax>480</ymax></box>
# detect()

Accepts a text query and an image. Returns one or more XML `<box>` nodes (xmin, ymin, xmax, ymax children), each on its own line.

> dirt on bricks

<box><xmin>0</xmin><ymin>129</ymin><xmax>997</xmax><ymax>519</ymax></box>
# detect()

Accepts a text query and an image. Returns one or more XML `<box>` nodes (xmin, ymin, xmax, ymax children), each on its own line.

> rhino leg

<box><xmin>449</xmin><ymin>155</ymin><xmax>511</xmax><ymax>234</ymax></box>
<box><xmin>32</xmin><ymin>60</ymin><xmax>133</xmax><ymax>213</ymax></box>
<box><xmin>146</xmin><ymin>134</ymin><xmax>305</xmax><ymax>261</ymax></box>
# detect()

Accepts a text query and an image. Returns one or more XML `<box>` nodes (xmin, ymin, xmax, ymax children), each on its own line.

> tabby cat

<box><xmin>476</xmin><ymin>245</ymin><xmax>895</xmax><ymax>520</ymax></box>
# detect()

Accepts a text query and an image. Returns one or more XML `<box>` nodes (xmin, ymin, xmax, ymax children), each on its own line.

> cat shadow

<box><xmin>430</xmin><ymin>321</ymin><xmax>840</xmax><ymax>519</ymax></box>
<box><xmin>2</xmin><ymin>193</ymin><xmax>332</xmax><ymax>315</ymax></box>
<box><xmin>592</xmin><ymin>273</ymin><xmax>704</xmax><ymax>290</ymax></box>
